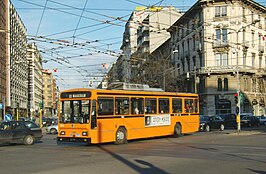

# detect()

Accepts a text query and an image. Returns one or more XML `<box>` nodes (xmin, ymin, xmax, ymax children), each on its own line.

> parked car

<box><xmin>200</xmin><ymin>115</ymin><xmax>225</xmax><ymax>132</ymax></box>
<box><xmin>42</xmin><ymin>117</ymin><xmax>57</xmax><ymax>127</ymax></box>
<box><xmin>255</xmin><ymin>116</ymin><xmax>266</xmax><ymax>125</ymax></box>
<box><xmin>219</xmin><ymin>114</ymin><xmax>237</xmax><ymax>128</ymax></box>
<box><xmin>240</xmin><ymin>115</ymin><xmax>260</xmax><ymax>127</ymax></box>
<box><xmin>0</xmin><ymin>121</ymin><xmax>43</xmax><ymax>145</ymax></box>
<box><xmin>46</xmin><ymin>124</ymin><xmax>58</xmax><ymax>134</ymax></box>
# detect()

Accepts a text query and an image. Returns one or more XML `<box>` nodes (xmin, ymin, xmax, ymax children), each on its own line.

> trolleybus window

<box><xmin>194</xmin><ymin>99</ymin><xmax>198</xmax><ymax>113</ymax></box>
<box><xmin>98</xmin><ymin>98</ymin><xmax>114</xmax><ymax>115</ymax></box>
<box><xmin>172</xmin><ymin>98</ymin><xmax>182</xmax><ymax>113</ymax></box>
<box><xmin>159</xmin><ymin>98</ymin><xmax>169</xmax><ymax>113</ymax></box>
<box><xmin>60</xmin><ymin>100</ymin><xmax>90</xmax><ymax>123</ymax></box>
<box><xmin>145</xmin><ymin>98</ymin><xmax>157</xmax><ymax>114</ymax></box>
<box><xmin>185</xmin><ymin>99</ymin><xmax>194</xmax><ymax>113</ymax></box>
<box><xmin>115</xmin><ymin>98</ymin><xmax>129</xmax><ymax>115</ymax></box>
<box><xmin>131</xmin><ymin>98</ymin><xmax>144</xmax><ymax>114</ymax></box>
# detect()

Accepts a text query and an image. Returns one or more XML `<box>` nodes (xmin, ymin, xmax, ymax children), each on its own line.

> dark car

<box><xmin>0</xmin><ymin>121</ymin><xmax>43</xmax><ymax>145</ymax></box>
<box><xmin>219</xmin><ymin>114</ymin><xmax>237</xmax><ymax>128</ymax></box>
<box><xmin>255</xmin><ymin>116</ymin><xmax>266</xmax><ymax>125</ymax></box>
<box><xmin>200</xmin><ymin>115</ymin><xmax>225</xmax><ymax>132</ymax></box>
<box><xmin>240</xmin><ymin>116</ymin><xmax>260</xmax><ymax>127</ymax></box>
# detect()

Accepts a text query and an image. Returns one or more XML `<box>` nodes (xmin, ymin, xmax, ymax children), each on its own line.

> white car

<box><xmin>46</xmin><ymin>124</ymin><xmax>58</xmax><ymax>134</ymax></box>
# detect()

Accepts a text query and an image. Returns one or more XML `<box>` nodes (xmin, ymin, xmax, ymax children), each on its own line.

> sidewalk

<box><xmin>223</xmin><ymin>124</ymin><xmax>266</xmax><ymax>135</ymax></box>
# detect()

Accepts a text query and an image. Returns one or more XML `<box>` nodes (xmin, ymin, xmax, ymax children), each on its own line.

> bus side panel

<box><xmin>90</xmin><ymin>115</ymin><xmax>199</xmax><ymax>144</ymax></box>
<box><xmin>90</xmin><ymin>119</ymin><xmax>116</xmax><ymax>144</ymax></box>
<box><xmin>171</xmin><ymin>115</ymin><xmax>200</xmax><ymax>133</ymax></box>
<box><xmin>90</xmin><ymin>117</ymin><xmax>171</xmax><ymax>143</ymax></box>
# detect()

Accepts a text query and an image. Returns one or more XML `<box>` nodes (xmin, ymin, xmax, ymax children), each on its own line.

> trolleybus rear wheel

<box><xmin>174</xmin><ymin>123</ymin><xmax>182</xmax><ymax>138</ymax></box>
<box><xmin>115</xmin><ymin>127</ymin><xmax>127</xmax><ymax>144</ymax></box>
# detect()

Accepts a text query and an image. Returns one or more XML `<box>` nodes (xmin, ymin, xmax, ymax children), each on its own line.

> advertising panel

<box><xmin>145</xmin><ymin>114</ymin><xmax>171</xmax><ymax>127</ymax></box>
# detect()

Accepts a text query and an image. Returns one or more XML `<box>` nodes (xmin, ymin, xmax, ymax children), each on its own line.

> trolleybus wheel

<box><xmin>173</xmin><ymin>123</ymin><xmax>182</xmax><ymax>138</ymax></box>
<box><xmin>115</xmin><ymin>127</ymin><xmax>127</xmax><ymax>144</ymax></box>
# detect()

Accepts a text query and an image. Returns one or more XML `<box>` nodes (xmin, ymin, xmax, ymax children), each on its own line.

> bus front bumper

<box><xmin>57</xmin><ymin>137</ymin><xmax>91</xmax><ymax>143</ymax></box>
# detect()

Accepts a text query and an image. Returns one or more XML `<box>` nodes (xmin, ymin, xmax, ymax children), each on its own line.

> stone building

<box><xmin>6</xmin><ymin>1</ymin><xmax>28</xmax><ymax>117</ymax></box>
<box><xmin>27</xmin><ymin>42</ymin><xmax>43</xmax><ymax>119</ymax></box>
<box><xmin>168</xmin><ymin>0</ymin><xmax>266</xmax><ymax>116</ymax></box>
<box><xmin>118</xmin><ymin>6</ymin><xmax>183</xmax><ymax>84</ymax></box>
<box><xmin>0</xmin><ymin>0</ymin><xmax>8</xmax><ymax>119</ymax></box>
<box><xmin>42</xmin><ymin>70</ymin><xmax>57</xmax><ymax>117</ymax></box>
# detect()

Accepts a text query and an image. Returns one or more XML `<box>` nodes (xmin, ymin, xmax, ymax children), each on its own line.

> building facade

<box><xmin>42</xmin><ymin>70</ymin><xmax>56</xmax><ymax>117</ymax></box>
<box><xmin>169</xmin><ymin>0</ymin><xmax>266</xmax><ymax>116</ymax></box>
<box><xmin>27</xmin><ymin>42</ymin><xmax>43</xmax><ymax>119</ymax></box>
<box><xmin>6</xmin><ymin>1</ymin><xmax>28</xmax><ymax>117</ymax></box>
<box><xmin>0</xmin><ymin>0</ymin><xmax>8</xmax><ymax>119</ymax></box>
<box><xmin>118</xmin><ymin>6</ymin><xmax>183</xmax><ymax>84</ymax></box>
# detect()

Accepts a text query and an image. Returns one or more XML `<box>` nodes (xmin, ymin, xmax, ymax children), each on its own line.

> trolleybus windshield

<box><xmin>60</xmin><ymin>100</ymin><xmax>91</xmax><ymax>124</ymax></box>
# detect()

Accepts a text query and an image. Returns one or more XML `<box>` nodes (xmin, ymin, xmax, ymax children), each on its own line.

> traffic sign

<box><xmin>0</xmin><ymin>103</ymin><xmax>3</xmax><ymax>109</ymax></box>
<box><xmin>4</xmin><ymin>114</ymin><xmax>12</xmax><ymax>122</ymax></box>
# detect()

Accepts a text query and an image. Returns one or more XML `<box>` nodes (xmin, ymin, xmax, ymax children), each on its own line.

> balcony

<box><xmin>213</xmin><ymin>40</ymin><xmax>229</xmax><ymax>48</ymax></box>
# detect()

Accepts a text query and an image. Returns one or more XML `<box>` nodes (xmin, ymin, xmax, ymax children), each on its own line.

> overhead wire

<box><xmin>35</xmin><ymin>0</ymin><xmax>48</xmax><ymax>36</ymax></box>
<box><xmin>72</xmin><ymin>0</ymin><xmax>89</xmax><ymax>39</ymax></box>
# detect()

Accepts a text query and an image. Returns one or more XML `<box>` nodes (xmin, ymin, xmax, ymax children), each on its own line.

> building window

<box><xmin>217</xmin><ymin>78</ymin><xmax>222</xmax><ymax>91</ymax></box>
<box><xmin>215</xmin><ymin>6</ymin><xmax>227</xmax><ymax>17</ymax></box>
<box><xmin>244</xmin><ymin>77</ymin><xmax>248</xmax><ymax>91</ymax></box>
<box><xmin>252</xmin><ymin>53</ymin><xmax>255</xmax><ymax>66</ymax></box>
<box><xmin>193</xmin><ymin>35</ymin><xmax>196</xmax><ymax>51</ymax></box>
<box><xmin>216</xmin><ymin>29</ymin><xmax>227</xmax><ymax>45</ymax></box>
<box><xmin>259</xmin><ymin>57</ymin><xmax>262</xmax><ymax>68</ymax></box>
<box><xmin>252</xmin><ymin>78</ymin><xmax>256</xmax><ymax>92</ymax></box>
<box><xmin>215</xmin><ymin>53</ymin><xmax>228</xmax><ymax>66</ymax></box>
<box><xmin>242</xmin><ymin>7</ymin><xmax>245</xmax><ymax>18</ymax></box>
<box><xmin>224</xmin><ymin>78</ymin><xmax>228</xmax><ymax>91</ymax></box>
<box><xmin>251</xmin><ymin>12</ymin><xmax>254</xmax><ymax>23</ymax></box>
<box><xmin>252</xmin><ymin>31</ymin><xmax>255</xmax><ymax>45</ymax></box>
<box><xmin>243</xmin><ymin>53</ymin><xmax>247</xmax><ymax>66</ymax></box>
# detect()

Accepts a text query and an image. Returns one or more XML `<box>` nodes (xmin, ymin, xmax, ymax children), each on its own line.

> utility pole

<box><xmin>194</xmin><ymin>66</ymin><xmax>197</xmax><ymax>94</ymax></box>
<box><xmin>230</xmin><ymin>19</ymin><xmax>260</xmax><ymax>133</ymax></box>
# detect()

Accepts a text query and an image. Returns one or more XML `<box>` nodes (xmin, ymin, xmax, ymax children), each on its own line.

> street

<box><xmin>1</xmin><ymin>127</ymin><xmax>266</xmax><ymax>174</ymax></box>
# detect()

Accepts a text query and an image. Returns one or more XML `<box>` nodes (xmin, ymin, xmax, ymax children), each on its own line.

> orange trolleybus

<box><xmin>57</xmin><ymin>88</ymin><xmax>199</xmax><ymax>144</ymax></box>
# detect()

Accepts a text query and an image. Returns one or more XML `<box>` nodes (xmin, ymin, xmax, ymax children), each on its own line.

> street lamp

<box><xmin>228</xmin><ymin>19</ymin><xmax>260</xmax><ymax>132</ymax></box>
<box><xmin>163</xmin><ymin>50</ymin><xmax>178</xmax><ymax>91</ymax></box>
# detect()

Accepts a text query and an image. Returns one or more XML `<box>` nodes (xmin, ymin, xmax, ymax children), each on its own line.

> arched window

<box><xmin>217</xmin><ymin>78</ymin><xmax>222</xmax><ymax>91</ymax></box>
<box><xmin>224</xmin><ymin>78</ymin><xmax>228</xmax><ymax>91</ymax></box>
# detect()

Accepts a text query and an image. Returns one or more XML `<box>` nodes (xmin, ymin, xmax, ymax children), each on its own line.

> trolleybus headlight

<box><xmin>82</xmin><ymin>131</ymin><xmax>88</xmax><ymax>136</ymax></box>
<box><xmin>60</xmin><ymin>131</ymin><xmax>65</xmax><ymax>135</ymax></box>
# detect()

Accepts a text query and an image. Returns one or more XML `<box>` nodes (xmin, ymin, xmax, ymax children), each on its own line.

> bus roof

<box><xmin>61</xmin><ymin>88</ymin><xmax>198</xmax><ymax>97</ymax></box>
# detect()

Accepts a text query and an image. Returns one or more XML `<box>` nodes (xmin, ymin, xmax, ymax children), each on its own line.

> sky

<box><xmin>11</xmin><ymin>0</ymin><xmax>265</xmax><ymax>90</ymax></box>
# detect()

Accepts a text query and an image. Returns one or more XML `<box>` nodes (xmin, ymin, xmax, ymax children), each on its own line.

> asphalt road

<box><xmin>1</xmin><ymin>126</ymin><xmax>266</xmax><ymax>174</ymax></box>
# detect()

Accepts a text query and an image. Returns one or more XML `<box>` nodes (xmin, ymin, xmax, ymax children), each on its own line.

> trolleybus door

<box><xmin>91</xmin><ymin>100</ymin><xmax>97</xmax><ymax>129</ymax></box>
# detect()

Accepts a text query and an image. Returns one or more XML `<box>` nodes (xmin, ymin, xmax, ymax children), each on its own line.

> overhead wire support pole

<box><xmin>228</xmin><ymin>19</ymin><xmax>260</xmax><ymax>133</ymax></box>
